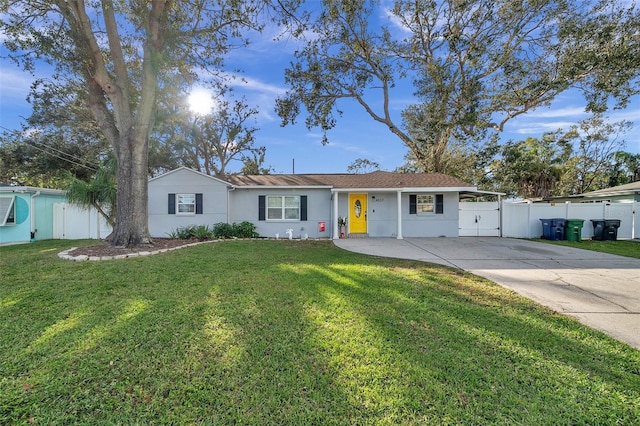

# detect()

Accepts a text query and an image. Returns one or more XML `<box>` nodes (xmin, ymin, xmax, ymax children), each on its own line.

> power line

<box><xmin>1</xmin><ymin>125</ymin><xmax>100</xmax><ymax>171</ymax></box>
<box><xmin>25</xmin><ymin>141</ymin><xmax>99</xmax><ymax>171</ymax></box>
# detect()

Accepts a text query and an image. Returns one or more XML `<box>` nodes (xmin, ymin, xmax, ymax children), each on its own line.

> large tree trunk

<box><xmin>111</xmin><ymin>134</ymin><xmax>151</xmax><ymax>246</ymax></box>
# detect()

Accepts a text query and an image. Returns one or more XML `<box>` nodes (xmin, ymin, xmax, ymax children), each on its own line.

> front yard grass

<box><xmin>534</xmin><ymin>238</ymin><xmax>640</xmax><ymax>259</ymax></box>
<box><xmin>1</xmin><ymin>240</ymin><xmax>639</xmax><ymax>424</ymax></box>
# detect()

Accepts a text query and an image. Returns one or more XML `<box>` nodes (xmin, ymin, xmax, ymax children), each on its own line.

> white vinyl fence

<box><xmin>501</xmin><ymin>202</ymin><xmax>638</xmax><ymax>240</ymax></box>
<box><xmin>53</xmin><ymin>203</ymin><xmax>112</xmax><ymax>240</ymax></box>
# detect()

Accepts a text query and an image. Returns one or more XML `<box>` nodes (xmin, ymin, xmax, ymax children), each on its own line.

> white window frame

<box><xmin>266</xmin><ymin>195</ymin><xmax>300</xmax><ymax>221</ymax></box>
<box><xmin>176</xmin><ymin>193</ymin><xmax>196</xmax><ymax>215</ymax></box>
<box><xmin>0</xmin><ymin>196</ymin><xmax>16</xmax><ymax>226</ymax></box>
<box><xmin>416</xmin><ymin>194</ymin><xmax>435</xmax><ymax>214</ymax></box>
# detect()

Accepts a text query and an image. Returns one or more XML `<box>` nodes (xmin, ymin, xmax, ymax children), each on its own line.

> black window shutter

<box><xmin>435</xmin><ymin>194</ymin><xmax>444</xmax><ymax>214</ymax></box>
<box><xmin>300</xmin><ymin>195</ymin><xmax>307</xmax><ymax>221</ymax></box>
<box><xmin>258</xmin><ymin>195</ymin><xmax>265</xmax><ymax>221</ymax></box>
<box><xmin>409</xmin><ymin>194</ymin><xmax>417</xmax><ymax>214</ymax></box>
<box><xmin>168</xmin><ymin>193</ymin><xmax>176</xmax><ymax>214</ymax></box>
<box><xmin>196</xmin><ymin>193</ymin><xmax>203</xmax><ymax>214</ymax></box>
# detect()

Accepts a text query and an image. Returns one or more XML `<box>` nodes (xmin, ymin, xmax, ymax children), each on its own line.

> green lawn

<box><xmin>1</xmin><ymin>240</ymin><xmax>639</xmax><ymax>425</ymax></box>
<box><xmin>534</xmin><ymin>238</ymin><xmax>640</xmax><ymax>259</ymax></box>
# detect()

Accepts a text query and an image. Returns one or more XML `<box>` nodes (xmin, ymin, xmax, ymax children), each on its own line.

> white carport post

<box><xmin>396</xmin><ymin>190</ymin><xmax>403</xmax><ymax>239</ymax></box>
<box><xmin>332</xmin><ymin>190</ymin><xmax>339</xmax><ymax>239</ymax></box>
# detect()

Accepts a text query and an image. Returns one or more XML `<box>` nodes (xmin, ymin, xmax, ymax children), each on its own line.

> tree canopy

<box><xmin>489</xmin><ymin>115</ymin><xmax>633</xmax><ymax>199</ymax></box>
<box><xmin>168</xmin><ymin>89</ymin><xmax>262</xmax><ymax>177</ymax></box>
<box><xmin>277</xmin><ymin>0</ymin><xmax>640</xmax><ymax>173</ymax></box>
<box><xmin>1</xmin><ymin>0</ymin><xmax>302</xmax><ymax>246</ymax></box>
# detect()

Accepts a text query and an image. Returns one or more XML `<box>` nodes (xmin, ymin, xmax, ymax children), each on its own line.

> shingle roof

<box><xmin>225</xmin><ymin>171</ymin><xmax>473</xmax><ymax>189</ymax></box>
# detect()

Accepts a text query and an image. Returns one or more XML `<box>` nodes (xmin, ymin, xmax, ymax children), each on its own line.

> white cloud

<box><xmin>381</xmin><ymin>6</ymin><xmax>412</xmax><ymax>37</ymax></box>
<box><xmin>0</xmin><ymin>68</ymin><xmax>35</xmax><ymax>100</ymax></box>
<box><xmin>225</xmin><ymin>73</ymin><xmax>286</xmax><ymax>96</ymax></box>
<box><xmin>607</xmin><ymin>108</ymin><xmax>640</xmax><ymax>123</ymax></box>
<box><xmin>511</xmin><ymin>121</ymin><xmax>576</xmax><ymax>134</ymax></box>
<box><xmin>526</xmin><ymin>106</ymin><xmax>589</xmax><ymax>119</ymax></box>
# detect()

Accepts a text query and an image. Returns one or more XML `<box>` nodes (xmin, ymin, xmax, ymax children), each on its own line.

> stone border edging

<box><xmin>57</xmin><ymin>237</ymin><xmax>329</xmax><ymax>261</ymax></box>
<box><xmin>58</xmin><ymin>239</ymin><xmax>217</xmax><ymax>261</ymax></box>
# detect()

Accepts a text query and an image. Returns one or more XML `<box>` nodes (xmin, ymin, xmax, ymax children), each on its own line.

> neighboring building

<box><xmin>0</xmin><ymin>186</ymin><xmax>67</xmax><ymax>245</ymax></box>
<box><xmin>0</xmin><ymin>186</ymin><xmax>113</xmax><ymax>245</ymax></box>
<box><xmin>577</xmin><ymin>181</ymin><xmax>640</xmax><ymax>203</ymax></box>
<box><xmin>148</xmin><ymin>167</ymin><xmax>482</xmax><ymax>239</ymax></box>
<box><xmin>537</xmin><ymin>181</ymin><xmax>640</xmax><ymax>204</ymax></box>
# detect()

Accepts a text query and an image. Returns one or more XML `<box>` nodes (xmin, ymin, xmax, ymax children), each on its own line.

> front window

<box><xmin>177</xmin><ymin>194</ymin><xmax>196</xmax><ymax>214</ymax></box>
<box><xmin>0</xmin><ymin>196</ymin><xmax>16</xmax><ymax>226</ymax></box>
<box><xmin>267</xmin><ymin>195</ymin><xmax>300</xmax><ymax>220</ymax></box>
<box><xmin>417</xmin><ymin>195</ymin><xmax>434</xmax><ymax>214</ymax></box>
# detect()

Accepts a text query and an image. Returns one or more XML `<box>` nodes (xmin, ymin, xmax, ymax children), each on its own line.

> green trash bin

<box><xmin>565</xmin><ymin>219</ymin><xmax>585</xmax><ymax>242</ymax></box>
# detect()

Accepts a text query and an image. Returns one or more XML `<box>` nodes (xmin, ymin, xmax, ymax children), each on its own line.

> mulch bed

<box><xmin>67</xmin><ymin>238</ymin><xmax>195</xmax><ymax>258</ymax></box>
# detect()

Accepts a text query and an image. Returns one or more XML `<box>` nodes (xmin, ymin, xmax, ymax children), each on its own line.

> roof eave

<box><xmin>331</xmin><ymin>186</ymin><xmax>477</xmax><ymax>192</ymax></box>
<box><xmin>583</xmin><ymin>190</ymin><xmax>639</xmax><ymax>198</ymax></box>
<box><xmin>149</xmin><ymin>167</ymin><xmax>232</xmax><ymax>186</ymax></box>
<box><xmin>233</xmin><ymin>185</ymin><xmax>334</xmax><ymax>190</ymax></box>
<box><xmin>0</xmin><ymin>186</ymin><xmax>66</xmax><ymax>196</ymax></box>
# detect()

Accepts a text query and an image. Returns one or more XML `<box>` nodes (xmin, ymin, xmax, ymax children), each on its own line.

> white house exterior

<box><xmin>148</xmin><ymin>167</ymin><xmax>478</xmax><ymax>239</ymax></box>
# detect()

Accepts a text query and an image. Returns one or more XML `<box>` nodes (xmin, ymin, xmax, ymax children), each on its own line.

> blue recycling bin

<box><xmin>540</xmin><ymin>218</ymin><xmax>566</xmax><ymax>240</ymax></box>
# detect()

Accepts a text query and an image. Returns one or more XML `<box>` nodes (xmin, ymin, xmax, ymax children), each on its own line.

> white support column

<box><xmin>332</xmin><ymin>191</ymin><xmax>340</xmax><ymax>239</ymax></box>
<box><xmin>396</xmin><ymin>190</ymin><xmax>403</xmax><ymax>239</ymax></box>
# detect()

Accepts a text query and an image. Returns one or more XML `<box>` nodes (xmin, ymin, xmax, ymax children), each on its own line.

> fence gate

<box><xmin>459</xmin><ymin>202</ymin><xmax>501</xmax><ymax>237</ymax></box>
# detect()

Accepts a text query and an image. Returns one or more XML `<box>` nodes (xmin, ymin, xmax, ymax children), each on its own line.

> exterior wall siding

<box><xmin>401</xmin><ymin>192</ymin><xmax>460</xmax><ymax>237</ymax></box>
<box><xmin>230</xmin><ymin>188</ymin><xmax>333</xmax><ymax>239</ymax></box>
<box><xmin>337</xmin><ymin>191</ymin><xmax>460</xmax><ymax>238</ymax></box>
<box><xmin>366</xmin><ymin>192</ymin><xmax>397</xmax><ymax>237</ymax></box>
<box><xmin>34</xmin><ymin>195</ymin><xmax>64</xmax><ymax>240</ymax></box>
<box><xmin>0</xmin><ymin>191</ymin><xmax>67</xmax><ymax>245</ymax></box>
<box><xmin>0</xmin><ymin>193</ymin><xmax>31</xmax><ymax>244</ymax></box>
<box><xmin>148</xmin><ymin>169</ymin><xmax>229</xmax><ymax>237</ymax></box>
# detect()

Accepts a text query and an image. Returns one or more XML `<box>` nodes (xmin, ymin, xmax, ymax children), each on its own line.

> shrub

<box><xmin>167</xmin><ymin>225</ymin><xmax>212</xmax><ymax>241</ymax></box>
<box><xmin>167</xmin><ymin>225</ymin><xmax>197</xmax><ymax>240</ymax></box>
<box><xmin>191</xmin><ymin>225</ymin><xmax>213</xmax><ymax>241</ymax></box>
<box><xmin>213</xmin><ymin>222</ymin><xmax>234</xmax><ymax>239</ymax></box>
<box><xmin>169</xmin><ymin>222</ymin><xmax>259</xmax><ymax>240</ymax></box>
<box><xmin>166</xmin><ymin>229</ymin><xmax>180</xmax><ymax>239</ymax></box>
<box><xmin>232</xmin><ymin>221</ymin><xmax>259</xmax><ymax>238</ymax></box>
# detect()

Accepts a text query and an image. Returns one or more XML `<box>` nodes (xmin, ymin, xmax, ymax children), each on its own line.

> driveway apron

<box><xmin>333</xmin><ymin>237</ymin><xmax>640</xmax><ymax>350</ymax></box>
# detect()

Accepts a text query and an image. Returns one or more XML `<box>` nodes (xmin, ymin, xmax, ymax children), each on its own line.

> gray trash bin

<box><xmin>591</xmin><ymin>219</ymin><xmax>621</xmax><ymax>241</ymax></box>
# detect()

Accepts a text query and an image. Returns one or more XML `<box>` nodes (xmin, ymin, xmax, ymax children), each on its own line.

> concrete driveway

<box><xmin>333</xmin><ymin>237</ymin><xmax>640</xmax><ymax>350</ymax></box>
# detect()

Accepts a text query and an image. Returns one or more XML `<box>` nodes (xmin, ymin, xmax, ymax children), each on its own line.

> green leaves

<box><xmin>65</xmin><ymin>158</ymin><xmax>117</xmax><ymax>226</ymax></box>
<box><xmin>278</xmin><ymin>0</ymin><xmax>639</xmax><ymax>174</ymax></box>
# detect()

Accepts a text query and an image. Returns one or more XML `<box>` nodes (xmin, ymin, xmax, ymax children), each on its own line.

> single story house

<box><xmin>148</xmin><ymin>167</ymin><xmax>483</xmax><ymax>239</ymax></box>
<box><xmin>539</xmin><ymin>181</ymin><xmax>640</xmax><ymax>204</ymax></box>
<box><xmin>0</xmin><ymin>186</ymin><xmax>67</xmax><ymax>245</ymax></box>
<box><xmin>576</xmin><ymin>181</ymin><xmax>640</xmax><ymax>203</ymax></box>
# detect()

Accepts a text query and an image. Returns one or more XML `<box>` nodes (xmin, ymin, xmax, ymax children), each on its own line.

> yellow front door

<box><xmin>349</xmin><ymin>193</ymin><xmax>367</xmax><ymax>234</ymax></box>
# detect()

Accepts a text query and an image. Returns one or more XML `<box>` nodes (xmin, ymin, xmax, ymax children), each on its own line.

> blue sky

<box><xmin>1</xmin><ymin>3</ymin><xmax>638</xmax><ymax>176</ymax></box>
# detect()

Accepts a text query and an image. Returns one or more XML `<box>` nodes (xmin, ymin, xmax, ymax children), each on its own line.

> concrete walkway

<box><xmin>334</xmin><ymin>237</ymin><xmax>640</xmax><ymax>350</ymax></box>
